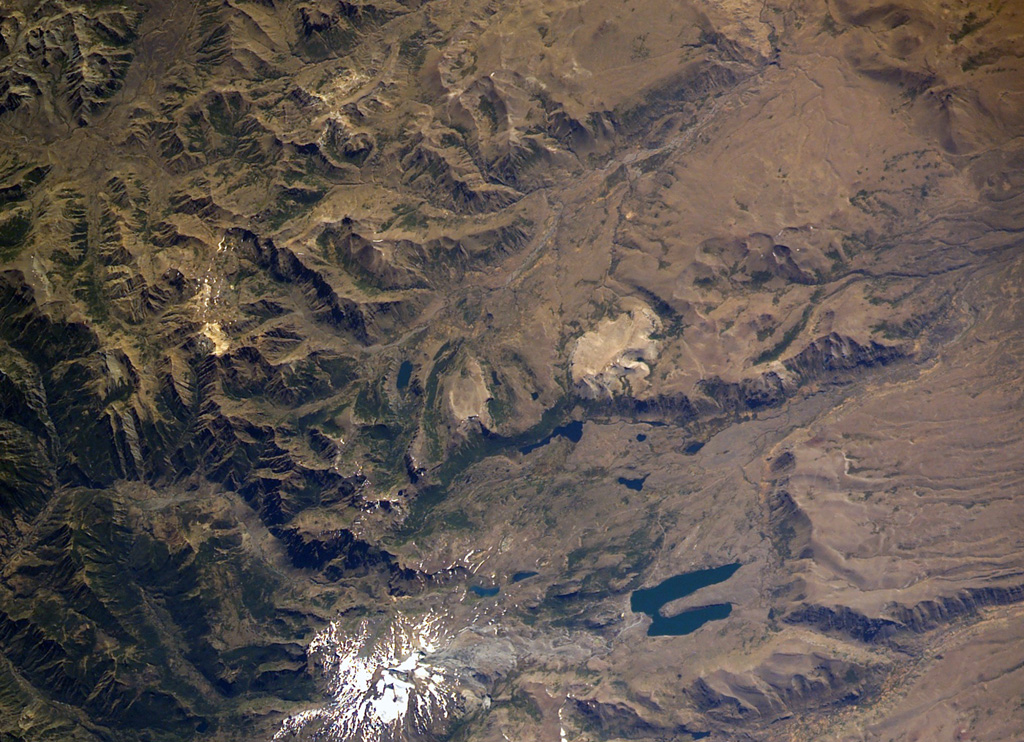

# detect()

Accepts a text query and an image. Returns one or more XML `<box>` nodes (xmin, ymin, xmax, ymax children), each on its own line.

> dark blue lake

<box><xmin>397</xmin><ymin>360</ymin><xmax>414</xmax><ymax>390</ymax></box>
<box><xmin>647</xmin><ymin>603</ymin><xmax>732</xmax><ymax>636</ymax></box>
<box><xmin>617</xmin><ymin>475</ymin><xmax>647</xmax><ymax>492</ymax></box>
<box><xmin>470</xmin><ymin>585</ymin><xmax>500</xmax><ymax>597</ymax></box>
<box><xmin>519</xmin><ymin>420</ymin><xmax>583</xmax><ymax>455</ymax></box>
<box><xmin>631</xmin><ymin>562</ymin><xmax>740</xmax><ymax>636</ymax></box>
<box><xmin>512</xmin><ymin>571</ymin><xmax>538</xmax><ymax>582</ymax></box>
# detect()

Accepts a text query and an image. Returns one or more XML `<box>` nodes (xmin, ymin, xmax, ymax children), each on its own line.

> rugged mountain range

<box><xmin>0</xmin><ymin>0</ymin><xmax>1023</xmax><ymax>740</ymax></box>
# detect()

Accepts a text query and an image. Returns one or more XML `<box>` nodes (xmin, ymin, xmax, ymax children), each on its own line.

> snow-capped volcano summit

<box><xmin>275</xmin><ymin>612</ymin><xmax>460</xmax><ymax>742</ymax></box>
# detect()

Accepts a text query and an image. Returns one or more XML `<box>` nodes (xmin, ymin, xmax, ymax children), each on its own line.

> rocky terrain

<box><xmin>0</xmin><ymin>0</ymin><xmax>1022</xmax><ymax>740</ymax></box>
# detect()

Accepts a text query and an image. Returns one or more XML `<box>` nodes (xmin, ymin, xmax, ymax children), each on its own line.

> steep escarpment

<box><xmin>0</xmin><ymin>268</ymin><xmax>389</xmax><ymax>571</ymax></box>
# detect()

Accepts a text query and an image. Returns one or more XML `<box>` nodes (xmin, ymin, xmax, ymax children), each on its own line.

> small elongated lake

<box><xmin>631</xmin><ymin>562</ymin><xmax>740</xmax><ymax>636</ymax></box>
<box><xmin>397</xmin><ymin>360</ymin><xmax>414</xmax><ymax>390</ymax></box>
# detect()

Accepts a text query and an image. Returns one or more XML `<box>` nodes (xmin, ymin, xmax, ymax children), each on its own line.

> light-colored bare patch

<box><xmin>447</xmin><ymin>357</ymin><xmax>493</xmax><ymax>427</ymax></box>
<box><xmin>571</xmin><ymin>300</ymin><xmax>661</xmax><ymax>398</ymax></box>
<box><xmin>201</xmin><ymin>321</ymin><xmax>230</xmax><ymax>356</ymax></box>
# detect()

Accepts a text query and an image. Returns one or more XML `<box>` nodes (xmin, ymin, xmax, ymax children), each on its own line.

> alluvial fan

<box><xmin>275</xmin><ymin>612</ymin><xmax>460</xmax><ymax>742</ymax></box>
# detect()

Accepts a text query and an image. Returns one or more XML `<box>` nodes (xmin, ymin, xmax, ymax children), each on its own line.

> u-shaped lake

<box><xmin>631</xmin><ymin>562</ymin><xmax>741</xmax><ymax>636</ymax></box>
